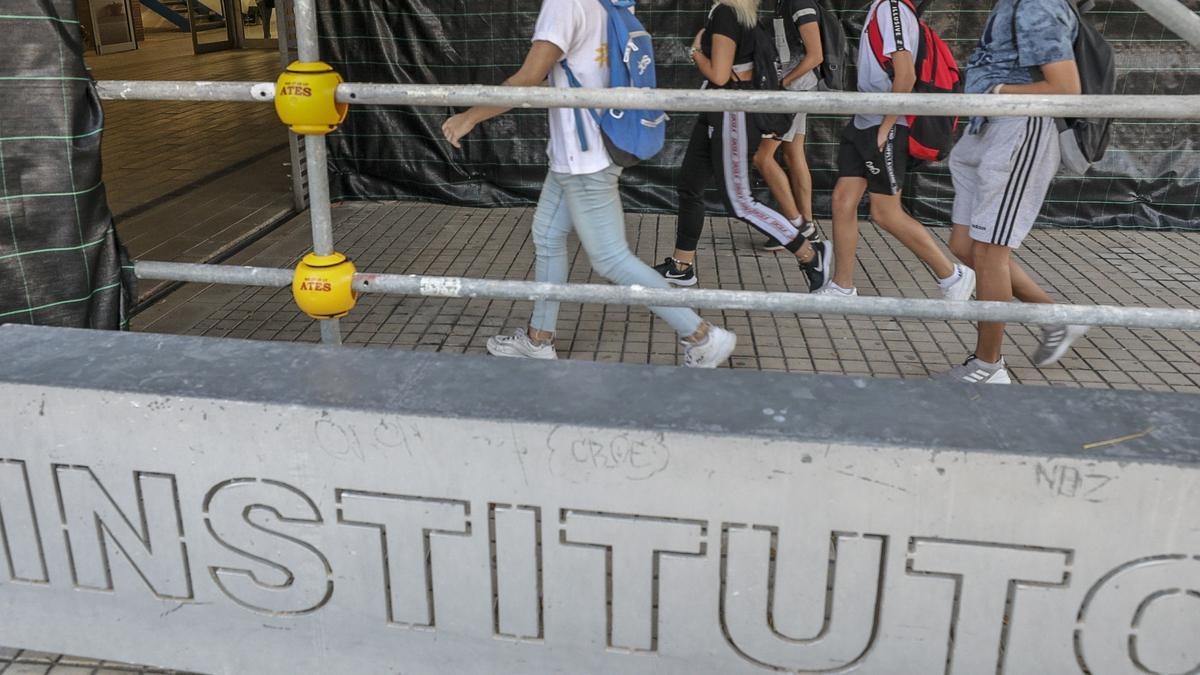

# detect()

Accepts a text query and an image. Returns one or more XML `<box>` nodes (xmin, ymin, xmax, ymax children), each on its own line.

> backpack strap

<box><xmin>561</xmin><ymin>60</ymin><xmax>605</xmax><ymax>153</ymax></box>
<box><xmin>560</xmin><ymin>61</ymin><xmax>589</xmax><ymax>152</ymax></box>
<box><xmin>892</xmin><ymin>0</ymin><xmax>913</xmax><ymax>55</ymax></box>
<box><xmin>868</xmin><ymin>0</ymin><xmax>918</xmax><ymax>74</ymax></box>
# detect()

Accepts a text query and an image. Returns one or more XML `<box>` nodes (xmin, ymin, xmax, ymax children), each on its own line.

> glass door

<box><xmin>189</xmin><ymin>0</ymin><xmax>235</xmax><ymax>54</ymax></box>
<box><xmin>237</xmin><ymin>0</ymin><xmax>280</xmax><ymax>50</ymax></box>
<box><xmin>89</xmin><ymin>0</ymin><xmax>138</xmax><ymax>55</ymax></box>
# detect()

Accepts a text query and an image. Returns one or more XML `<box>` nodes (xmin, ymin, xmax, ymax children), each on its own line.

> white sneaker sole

<box><xmin>939</xmin><ymin>366</ymin><xmax>1012</xmax><ymax>384</ymax></box>
<box><xmin>1034</xmin><ymin>326</ymin><xmax>1089</xmax><ymax>367</ymax></box>
<box><xmin>664</xmin><ymin>276</ymin><xmax>698</xmax><ymax>288</ymax></box>
<box><xmin>486</xmin><ymin>341</ymin><xmax>558</xmax><ymax>360</ymax></box>
<box><xmin>813</xmin><ymin>284</ymin><xmax>857</xmax><ymax>297</ymax></box>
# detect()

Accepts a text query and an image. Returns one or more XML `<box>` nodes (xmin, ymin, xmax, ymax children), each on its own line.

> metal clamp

<box><xmin>274</xmin><ymin>62</ymin><xmax>349</xmax><ymax>135</ymax></box>
<box><xmin>292</xmin><ymin>252</ymin><xmax>357</xmax><ymax>319</ymax></box>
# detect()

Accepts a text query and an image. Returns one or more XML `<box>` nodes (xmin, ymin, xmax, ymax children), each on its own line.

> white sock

<box><xmin>790</xmin><ymin>216</ymin><xmax>815</xmax><ymax>239</ymax></box>
<box><xmin>937</xmin><ymin>264</ymin><xmax>964</xmax><ymax>290</ymax></box>
<box><xmin>973</xmin><ymin>356</ymin><xmax>1003</xmax><ymax>369</ymax></box>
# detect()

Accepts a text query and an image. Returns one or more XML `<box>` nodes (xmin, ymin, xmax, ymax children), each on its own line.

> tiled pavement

<box><xmin>85</xmin><ymin>32</ymin><xmax>294</xmax><ymax>299</ymax></box>
<box><xmin>135</xmin><ymin>201</ymin><xmax>1200</xmax><ymax>394</ymax></box>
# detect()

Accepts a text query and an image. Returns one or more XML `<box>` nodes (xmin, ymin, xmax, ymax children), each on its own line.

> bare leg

<box><xmin>869</xmin><ymin>193</ymin><xmax>955</xmax><ymax>280</ymax></box>
<box><xmin>753</xmin><ymin>139</ymin><xmax>802</xmax><ymax>222</ymax></box>
<box><xmin>783</xmin><ymin>136</ymin><xmax>813</xmax><ymax>223</ymax></box>
<box><xmin>973</xmin><ymin>241</ymin><xmax>1014</xmax><ymax>363</ymax></box>
<box><xmin>830</xmin><ymin>177</ymin><xmax>868</xmax><ymax>289</ymax></box>
<box><xmin>950</xmin><ymin>224</ymin><xmax>1053</xmax><ymax>304</ymax></box>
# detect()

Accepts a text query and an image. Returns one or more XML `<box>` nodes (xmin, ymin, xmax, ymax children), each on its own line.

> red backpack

<box><xmin>866</xmin><ymin>0</ymin><xmax>963</xmax><ymax>163</ymax></box>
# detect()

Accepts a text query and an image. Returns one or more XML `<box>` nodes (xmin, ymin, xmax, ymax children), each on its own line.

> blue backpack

<box><xmin>560</xmin><ymin>0</ymin><xmax>667</xmax><ymax>167</ymax></box>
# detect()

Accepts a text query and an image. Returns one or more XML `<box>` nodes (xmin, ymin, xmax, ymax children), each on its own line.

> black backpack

<box><xmin>773</xmin><ymin>0</ymin><xmax>849</xmax><ymax>91</ymax></box>
<box><xmin>748</xmin><ymin>18</ymin><xmax>794</xmax><ymax>137</ymax></box>
<box><xmin>1013</xmin><ymin>0</ymin><xmax>1116</xmax><ymax>174</ymax></box>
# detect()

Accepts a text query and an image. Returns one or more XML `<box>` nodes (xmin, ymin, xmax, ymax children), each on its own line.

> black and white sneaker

<box><xmin>653</xmin><ymin>257</ymin><xmax>698</xmax><ymax>287</ymax></box>
<box><xmin>799</xmin><ymin>241</ymin><xmax>832</xmax><ymax>293</ymax></box>
<box><xmin>761</xmin><ymin>237</ymin><xmax>787</xmax><ymax>252</ymax></box>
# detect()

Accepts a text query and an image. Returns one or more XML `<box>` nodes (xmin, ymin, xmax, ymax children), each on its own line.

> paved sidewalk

<box><xmin>86</xmin><ymin>32</ymin><xmax>289</xmax><ymax>219</ymax></box>
<box><xmin>135</xmin><ymin>201</ymin><xmax>1200</xmax><ymax>394</ymax></box>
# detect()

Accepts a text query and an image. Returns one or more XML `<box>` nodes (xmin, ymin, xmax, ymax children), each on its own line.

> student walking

<box><xmin>816</xmin><ymin>0</ymin><xmax>974</xmax><ymax>301</ymax></box>
<box><xmin>938</xmin><ymin>0</ymin><xmax>1086</xmax><ymax>384</ymax></box>
<box><xmin>755</xmin><ymin>0</ymin><xmax>823</xmax><ymax>252</ymax></box>
<box><xmin>654</xmin><ymin>0</ymin><xmax>832</xmax><ymax>292</ymax></box>
<box><xmin>441</xmin><ymin>0</ymin><xmax>738</xmax><ymax>368</ymax></box>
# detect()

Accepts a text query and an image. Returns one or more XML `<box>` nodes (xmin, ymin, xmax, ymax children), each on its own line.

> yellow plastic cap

<box><xmin>293</xmin><ymin>252</ymin><xmax>358</xmax><ymax>319</ymax></box>
<box><xmin>275</xmin><ymin>61</ymin><xmax>349</xmax><ymax>135</ymax></box>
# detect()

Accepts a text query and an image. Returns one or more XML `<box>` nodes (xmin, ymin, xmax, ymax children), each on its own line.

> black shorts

<box><xmin>836</xmin><ymin>123</ymin><xmax>909</xmax><ymax>196</ymax></box>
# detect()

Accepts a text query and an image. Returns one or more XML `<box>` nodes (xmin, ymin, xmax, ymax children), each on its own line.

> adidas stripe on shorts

<box><xmin>950</xmin><ymin>116</ymin><xmax>1060</xmax><ymax>249</ymax></box>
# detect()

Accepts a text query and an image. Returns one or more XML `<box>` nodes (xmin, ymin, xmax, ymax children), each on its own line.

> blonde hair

<box><xmin>718</xmin><ymin>0</ymin><xmax>760</xmax><ymax>28</ymax></box>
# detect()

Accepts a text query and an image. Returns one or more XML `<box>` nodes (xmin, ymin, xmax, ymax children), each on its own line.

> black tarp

<box><xmin>0</xmin><ymin>0</ymin><xmax>133</xmax><ymax>328</ymax></box>
<box><xmin>319</xmin><ymin>0</ymin><xmax>1200</xmax><ymax>230</ymax></box>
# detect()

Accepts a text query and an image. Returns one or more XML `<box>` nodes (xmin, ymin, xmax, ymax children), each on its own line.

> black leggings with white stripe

<box><xmin>674</xmin><ymin>111</ymin><xmax>806</xmax><ymax>254</ymax></box>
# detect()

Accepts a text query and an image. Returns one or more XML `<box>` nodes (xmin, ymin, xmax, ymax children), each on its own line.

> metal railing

<box><xmin>95</xmin><ymin>81</ymin><xmax>1200</xmax><ymax>120</ymax></box>
<box><xmin>103</xmin><ymin>0</ymin><xmax>1200</xmax><ymax>344</ymax></box>
<box><xmin>134</xmin><ymin>262</ymin><xmax>1200</xmax><ymax>330</ymax></box>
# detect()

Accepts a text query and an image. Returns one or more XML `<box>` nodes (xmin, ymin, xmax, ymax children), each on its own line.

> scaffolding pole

<box><xmin>1129</xmin><ymin>0</ymin><xmax>1200</xmax><ymax>50</ymax></box>
<box><xmin>132</xmin><ymin>262</ymin><xmax>1200</xmax><ymax>332</ymax></box>
<box><xmin>289</xmin><ymin>0</ymin><xmax>341</xmax><ymax>345</ymax></box>
<box><xmin>93</xmin><ymin>81</ymin><xmax>1200</xmax><ymax>121</ymax></box>
<box><xmin>96</xmin><ymin>80</ymin><xmax>272</xmax><ymax>102</ymax></box>
<box><xmin>335</xmin><ymin>85</ymin><xmax>1200</xmax><ymax>120</ymax></box>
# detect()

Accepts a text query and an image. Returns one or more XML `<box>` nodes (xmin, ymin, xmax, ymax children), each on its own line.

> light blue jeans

<box><xmin>529</xmin><ymin>165</ymin><xmax>703</xmax><ymax>337</ymax></box>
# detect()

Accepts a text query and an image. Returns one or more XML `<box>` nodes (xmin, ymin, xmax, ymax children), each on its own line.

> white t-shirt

<box><xmin>854</xmin><ymin>0</ymin><xmax>920</xmax><ymax>129</ymax></box>
<box><xmin>533</xmin><ymin>0</ymin><xmax>612</xmax><ymax>175</ymax></box>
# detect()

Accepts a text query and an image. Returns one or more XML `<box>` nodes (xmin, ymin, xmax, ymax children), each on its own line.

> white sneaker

<box><xmin>941</xmin><ymin>265</ymin><xmax>977</xmax><ymax>302</ymax></box>
<box><xmin>1033</xmin><ymin>324</ymin><xmax>1089</xmax><ymax>367</ymax></box>
<box><xmin>683</xmin><ymin>326</ymin><xmax>737</xmax><ymax>368</ymax></box>
<box><xmin>813</xmin><ymin>283</ymin><xmax>858</xmax><ymax>297</ymax></box>
<box><xmin>936</xmin><ymin>355</ymin><xmax>1011</xmax><ymax>384</ymax></box>
<box><xmin>487</xmin><ymin>328</ymin><xmax>558</xmax><ymax>360</ymax></box>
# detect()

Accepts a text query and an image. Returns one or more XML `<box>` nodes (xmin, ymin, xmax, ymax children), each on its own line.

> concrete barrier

<box><xmin>1</xmin><ymin>324</ymin><xmax>1198</xmax><ymax>674</ymax></box>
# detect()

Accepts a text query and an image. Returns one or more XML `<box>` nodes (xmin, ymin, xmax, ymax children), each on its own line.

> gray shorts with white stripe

<box><xmin>950</xmin><ymin>116</ymin><xmax>1060</xmax><ymax>250</ymax></box>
